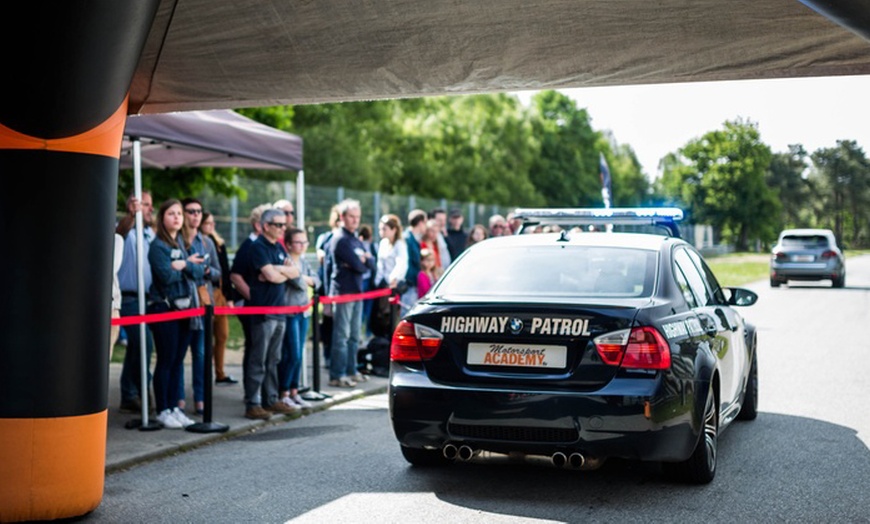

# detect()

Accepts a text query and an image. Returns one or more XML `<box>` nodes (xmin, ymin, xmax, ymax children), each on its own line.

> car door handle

<box><xmin>700</xmin><ymin>315</ymin><xmax>718</xmax><ymax>336</ymax></box>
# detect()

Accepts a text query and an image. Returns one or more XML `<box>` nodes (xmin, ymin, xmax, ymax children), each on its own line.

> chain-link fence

<box><xmin>196</xmin><ymin>177</ymin><xmax>514</xmax><ymax>253</ymax></box>
<box><xmin>188</xmin><ymin>176</ymin><xmax>716</xmax><ymax>254</ymax></box>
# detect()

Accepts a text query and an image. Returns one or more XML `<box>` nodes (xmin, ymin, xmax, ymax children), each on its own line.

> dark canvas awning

<box><xmin>120</xmin><ymin>109</ymin><xmax>303</xmax><ymax>171</ymax></box>
<box><xmin>127</xmin><ymin>0</ymin><xmax>870</xmax><ymax>114</ymax></box>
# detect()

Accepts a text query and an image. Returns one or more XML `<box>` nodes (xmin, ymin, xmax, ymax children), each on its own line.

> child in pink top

<box><xmin>417</xmin><ymin>248</ymin><xmax>438</xmax><ymax>298</ymax></box>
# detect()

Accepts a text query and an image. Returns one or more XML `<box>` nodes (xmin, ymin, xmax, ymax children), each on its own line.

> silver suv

<box><xmin>770</xmin><ymin>228</ymin><xmax>845</xmax><ymax>288</ymax></box>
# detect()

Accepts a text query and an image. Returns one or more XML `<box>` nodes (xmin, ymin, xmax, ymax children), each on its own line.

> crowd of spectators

<box><xmin>112</xmin><ymin>191</ymin><xmax>518</xmax><ymax>424</ymax></box>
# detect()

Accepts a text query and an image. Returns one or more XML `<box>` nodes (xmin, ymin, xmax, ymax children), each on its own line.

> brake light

<box><xmin>594</xmin><ymin>326</ymin><xmax>671</xmax><ymax>370</ymax></box>
<box><xmin>773</xmin><ymin>251</ymin><xmax>788</xmax><ymax>261</ymax></box>
<box><xmin>821</xmin><ymin>250</ymin><xmax>837</xmax><ymax>259</ymax></box>
<box><xmin>390</xmin><ymin>320</ymin><xmax>443</xmax><ymax>362</ymax></box>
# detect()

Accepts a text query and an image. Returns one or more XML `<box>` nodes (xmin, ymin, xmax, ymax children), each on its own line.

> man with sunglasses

<box><xmin>242</xmin><ymin>208</ymin><xmax>301</xmax><ymax>420</ymax></box>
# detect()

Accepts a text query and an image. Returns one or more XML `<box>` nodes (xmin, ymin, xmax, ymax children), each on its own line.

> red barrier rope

<box><xmin>113</xmin><ymin>307</ymin><xmax>206</xmax><ymax>326</ymax></box>
<box><xmin>319</xmin><ymin>287</ymin><xmax>392</xmax><ymax>305</ymax></box>
<box><xmin>111</xmin><ymin>287</ymin><xmax>396</xmax><ymax>326</ymax></box>
<box><xmin>215</xmin><ymin>302</ymin><xmax>312</xmax><ymax>316</ymax></box>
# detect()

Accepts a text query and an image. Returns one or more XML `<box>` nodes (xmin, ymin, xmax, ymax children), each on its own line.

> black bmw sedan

<box><xmin>388</xmin><ymin>208</ymin><xmax>758</xmax><ymax>484</ymax></box>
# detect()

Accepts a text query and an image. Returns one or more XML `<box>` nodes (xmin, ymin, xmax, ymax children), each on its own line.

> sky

<box><xmin>514</xmin><ymin>74</ymin><xmax>870</xmax><ymax>179</ymax></box>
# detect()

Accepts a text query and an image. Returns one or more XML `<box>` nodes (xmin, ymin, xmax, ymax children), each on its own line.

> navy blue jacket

<box><xmin>328</xmin><ymin>227</ymin><xmax>376</xmax><ymax>296</ymax></box>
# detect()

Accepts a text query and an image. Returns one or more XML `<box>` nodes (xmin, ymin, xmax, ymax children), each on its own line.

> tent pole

<box><xmin>130</xmin><ymin>138</ymin><xmax>159</xmax><ymax>431</ymax></box>
<box><xmin>296</xmin><ymin>170</ymin><xmax>311</xmax><ymax>393</ymax></box>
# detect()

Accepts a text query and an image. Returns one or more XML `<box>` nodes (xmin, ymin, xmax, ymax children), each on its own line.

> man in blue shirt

<box><xmin>116</xmin><ymin>191</ymin><xmax>155</xmax><ymax>414</ymax></box>
<box><xmin>242</xmin><ymin>208</ymin><xmax>301</xmax><ymax>420</ymax></box>
<box><xmin>328</xmin><ymin>199</ymin><xmax>376</xmax><ymax>388</ymax></box>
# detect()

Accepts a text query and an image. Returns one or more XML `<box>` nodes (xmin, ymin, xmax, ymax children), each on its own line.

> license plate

<box><xmin>467</xmin><ymin>342</ymin><xmax>567</xmax><ymax>368</ymax></box>
<box><xmin>793</xmin><ymin>255</ymin><xmax>814</xmax><ymax>262</ymax></box>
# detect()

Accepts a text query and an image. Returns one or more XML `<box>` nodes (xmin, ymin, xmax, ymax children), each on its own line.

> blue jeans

<box><xmin>179</xmin><ymin>328</ymin><xmax>205</xmax><ymax>404</ymax></box>
<box><xmin>330</xmin><ymin>299</ymin><xmax>362</xmax><ymax>381</ymax></box>
<box><xmin>119</xmin><ymin>296</ymin><xmax>154</xmax><ymax>403</ymax></box>
<box><xmin>279</xmin><ymin>313</ymin><xmax>309</xmax><ymax>391</ymax></box>
<box><xmin>148</xmin><ymin>302</ymin><xmax>191</xmax><ymax>413</ymax></box>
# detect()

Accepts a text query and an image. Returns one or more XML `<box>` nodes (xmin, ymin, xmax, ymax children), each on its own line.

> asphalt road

<box><xmin>92</xmin><ymin>256</ymin><xmax>870</xmax><ymax>523</ymax></box>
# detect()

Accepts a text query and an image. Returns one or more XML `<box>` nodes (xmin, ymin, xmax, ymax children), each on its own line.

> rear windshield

<box><xmin>781</xmin><ymin>235</ymin><xmax>829</xmax><ymax>248</ymax></box>
<box><xmin>432</xmin><ymin>245</ymin><xmax>658</xmax><ymax>300</ymax></box>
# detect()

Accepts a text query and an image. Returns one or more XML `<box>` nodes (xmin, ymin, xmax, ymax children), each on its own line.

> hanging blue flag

<box><xmin>599</xmin><ymin>152</ymin><xmax>612</xmax><ymax>208</ymax></box>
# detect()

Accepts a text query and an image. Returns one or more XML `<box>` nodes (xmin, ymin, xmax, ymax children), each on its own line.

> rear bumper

<box><xmin>770</xmin><ymin>261</ymin><xmax>842</xmax><ymax>280</ymax></box>
<box><xmin>389</xmin><ymin>366</ymin><xmax>702</xmax><ymax>462</ymax></box>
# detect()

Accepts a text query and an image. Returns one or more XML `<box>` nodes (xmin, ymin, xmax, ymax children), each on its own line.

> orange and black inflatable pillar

<box><xmin>0</xmin><ymin>2</ymin><xmax>158</xmax><ymax>521</ymax></box>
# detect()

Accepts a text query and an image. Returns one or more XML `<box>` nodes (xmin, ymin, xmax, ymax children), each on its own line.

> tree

<box><xmin>766</xmin><ymin>144</ymin><xmax>811</xmax><ymax>230</ymax></box>
<box><xmin>660</xmin><ymin>119</ymin><xmax>780</xmax><ymax>250</ymax></box>
<box><xmin>527</xmin><ymin>91</ymin><xmax>602</xmax><ymax>206</ymax></box>
<box><xmin>810</xmin><ymin>140</ymin><xmax>870</xmax><ymax>247</ymax></box>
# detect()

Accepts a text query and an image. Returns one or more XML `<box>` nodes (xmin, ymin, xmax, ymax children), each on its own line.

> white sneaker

<box><xmin>352</xmin><ymin>373</ymin><xmax>369</xmax><ymax>383</ymax></box>
<box><xmin>291</xmin><ymin>394</ymin><xmax>313</xmax><ymax>409</ymax></box>
<box><xmin>172</xmin><ymin>407</ymin><xmax>196</xmax><ymax>428</ymax></box>
<box><xmin>157</xmin><ymin>408</ymin><xmax>183</xmax><ymax>429</ymax></box>
<box><xmin>280</xmin><ymin>397</ymin><xmax>302</xmax><ymax>412</ymax></box>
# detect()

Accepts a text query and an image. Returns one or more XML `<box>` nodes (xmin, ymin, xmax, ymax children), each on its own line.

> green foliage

<box><xmin>119</xmin><ymin>93</ymin><xmax>870</xmax><ymax>250</ymax></box>
<box><xmin>118</xmin><ymin>166</ymin><xmax>247</xmax><ymax>210</ymax></box>
<box><xmin>810</xmin><ymin>140</ymin><xmax>870</xmax><ymax>248</ymax></box>
<box><xmin>528</xmin><ymin>91</ymin><xmax>601</xmax><ymax>206</ymax></box>
<box><xmin>766</xmin><ymin>144</ymin><xmax>812</xmax><ymax>231</ymax></box>
<box><xmin>659</xmin><ymin>119</ymin><xmax>780</xmax><ymax>250</ymax></box>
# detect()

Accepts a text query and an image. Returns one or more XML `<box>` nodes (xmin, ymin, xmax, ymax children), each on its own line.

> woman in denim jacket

<box><xmin>278</xmin><ymin>227</ymin><xmax>321</xmax><ymax>409</ymax></box>
<box><xmin>147</xmin><ymin>198</ymin><xmax>206</xmax><ymax>429</ymax></box>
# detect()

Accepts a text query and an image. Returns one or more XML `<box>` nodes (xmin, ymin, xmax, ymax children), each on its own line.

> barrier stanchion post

<box><xmin>187</xmin><ymin>305</ymin><xmax>229</xmax><ymax>434</ymax></box>
<box><xmin>302</xmin><ymin>292</ymin><xmax>329</xmax><ymax>401</ymax></box>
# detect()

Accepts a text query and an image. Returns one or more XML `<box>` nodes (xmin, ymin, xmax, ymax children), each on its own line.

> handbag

<box><xmin>197</xmin><ymin>284</ymin><xmax>212</xmax><ymax>306</ymax></box>
<box><xmin>168</xmin><ymin>279</ymin><xmax>196</xmax><ymax>310</ymax></box>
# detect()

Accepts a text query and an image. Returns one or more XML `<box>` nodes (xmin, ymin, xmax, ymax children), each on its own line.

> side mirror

<box><xmin>725</xmin><ymin>287</ymin><xmax>758</xmax><ymax>307</ymax></box>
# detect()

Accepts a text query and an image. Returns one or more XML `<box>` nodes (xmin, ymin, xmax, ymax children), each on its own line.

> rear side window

<box><xmin>781</xmin><ymin>235</ymin><xmax>829</xmax><ymax>248</ymax></box>
<box><xmin>673</xmin><ymin>248</ymin><xmax>712</xmax><ymax>307</ymax></box>
<box><xmin>433</xmin><ymin>245</ymin><xmax>658</xmax><ymax>300</ymax></box>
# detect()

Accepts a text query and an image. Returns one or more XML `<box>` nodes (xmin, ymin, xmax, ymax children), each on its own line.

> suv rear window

<box><xmin>433</xmin><ymin>245</ymin><xmax>657</xmax><ymax>300</ymax></box>
<box><xmin>781</xmin><ymin>235</ymin><xmax>829</xmax><ymax>248</ymax></box>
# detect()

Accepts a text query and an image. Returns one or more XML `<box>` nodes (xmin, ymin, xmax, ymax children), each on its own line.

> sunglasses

<box><xmin>268</xmin><ymin>222</ymin><xmax>287</xmax><ymax>228</ymax></box>
<box><xmin>185</xmin><ymin>209</ymin><xmax>203</xmax><ymax>215</ymax></box>
<box><xmin>492</xmin><ymin>224</ymin><xmax>505</xmax><ymax>229</ymax></box>
<box><xmin>285</xmin><ymin>210</ymin><xmax>295</xmax><ymax>216</ymax></box>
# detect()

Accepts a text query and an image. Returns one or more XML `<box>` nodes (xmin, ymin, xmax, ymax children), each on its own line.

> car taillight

<box><xmin>821</xmin><ymin>250</ymin><xmax>837</xmax><ymax>259</ymax></box>
<box><xmin>390</xmin><ymin>320</ymin><xmax>443</xmax><ymax>362</ymax></box>
<box><xmin>773</xmin><ymin>251</ymin><xmax>788</xmax><ymax>261</ymax></box>
<box><xmin>593</xmin><ymin>326</ymin><xmax>671</xmax><ymax>370</ymax></box>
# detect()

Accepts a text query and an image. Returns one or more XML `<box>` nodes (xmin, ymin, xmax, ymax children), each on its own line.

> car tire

<box><xmin>400</xmin><ymin>445</ymin><xmax>450</xmax><ymax>467</ymax></box>
<box><xmin>832</xmin><ymin>274</ymin><xmax>845</xmax><ymax>288</ymax></box>
<box><xmin>737</xmin><ymin>350</ymin><xmax>758</xmax><ymax>421</ymax></box>
<box><xmin>770</xmin><ymin>278</ymin><xmax>781</xmax><ymax>288</ymax></box>
<box><xmin>665</xmin><ymin>386</ymin><xmax>717</xmax><ymax>484</ymax></box>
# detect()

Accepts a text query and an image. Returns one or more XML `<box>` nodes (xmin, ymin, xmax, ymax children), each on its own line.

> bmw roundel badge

<box><xmin>509</xmin><ymin>318</ymin><xmax>524</xmax><ymax>335</ymax></box>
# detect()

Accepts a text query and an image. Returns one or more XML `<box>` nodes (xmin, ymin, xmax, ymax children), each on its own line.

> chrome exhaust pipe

<box><xmin>551</xmin><ymin>452</ymin><xmax>567</xmax><ymax>468</ymax></box>
<box><xmin>568</xmin><ymin>453</ymin><xmax>585</xmax><ymax>469</ymax></box>
<box><xmin>442</xmin><ymin>443</ymin><xmax>458</xmax><ymax>460</ymax></box>
<box><xmin>457</xmin><ymin>445</ymin><xmax>477</xmax><ymax>461</ymax></box>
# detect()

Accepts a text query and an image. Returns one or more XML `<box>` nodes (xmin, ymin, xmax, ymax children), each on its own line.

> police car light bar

<box><xmin>513</xmin><ymin>207</ymin><xmax>684</xmax><ymax>236</ymax></box>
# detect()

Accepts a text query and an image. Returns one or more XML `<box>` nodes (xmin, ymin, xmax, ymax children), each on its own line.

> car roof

<box><xmin>778</xmin><ymin>228</ymin><xmax>835</xmax><ymax>237</ymax></box>
<box><xmin>478</xmin><ymin>230</ymin><xmax>676</xmax><ymax>251</ymax></box>
<box><xmin>780</xmin><ymin>228</ymin><xmax>834</xmax><ymax>235</ymax></box>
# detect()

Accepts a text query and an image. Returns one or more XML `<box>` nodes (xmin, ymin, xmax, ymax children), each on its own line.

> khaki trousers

<box><xmin>212</xmin><ymin>288</ymin><xmax>230</xmax><ymax>380</ymax></box>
